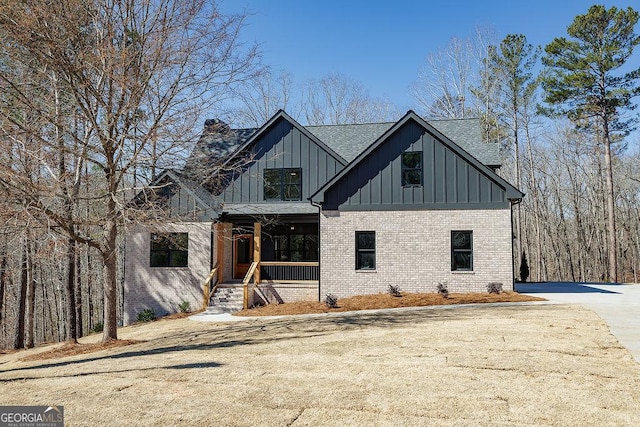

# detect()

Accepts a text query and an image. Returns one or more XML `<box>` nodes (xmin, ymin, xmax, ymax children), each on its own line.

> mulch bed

<box><xmin>235</xmin><ymin>291</ymin><xmax>545</xmax><ymax>316</ymax></box>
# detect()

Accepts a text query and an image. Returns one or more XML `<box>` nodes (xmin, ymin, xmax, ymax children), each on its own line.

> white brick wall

<box><xmin>124</xmin><ymin>222</ymin><xmax>212</xmax><ymax>324</ymax></box>
<box><xmin>319</xmin><ymin>209</ymin><xmax>514</xmax><ymax>298</ymax></box>
<box><xmin>254</xmin><ymin>283</ymin><xmax>318</xmax><ymax>305</ymax></box>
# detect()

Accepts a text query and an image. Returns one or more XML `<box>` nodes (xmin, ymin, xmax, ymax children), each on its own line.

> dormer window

<box><xmin>264</xmin><ymin>168</ymin><xmax>302</xmax><ymax>201</ymax></box>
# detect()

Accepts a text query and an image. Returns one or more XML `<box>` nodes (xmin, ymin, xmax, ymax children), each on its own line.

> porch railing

<box><xmin>201</xmin><ymin>263</ymin><xmax>219</xmax><ymax>310</ymax></box>
<box><xmin>260</xmin><ymin>261</ymin><xmax>319</xmax><ymax>283</ymax></box>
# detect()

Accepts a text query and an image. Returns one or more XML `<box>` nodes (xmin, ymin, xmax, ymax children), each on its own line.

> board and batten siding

<box><xmin>323</xmin><ymin>120</ymin><xmax>508</xmax><ymax>211</ymax></box>
<box><xmin>221</xmin><ymin>118</ymin><xmax>343</xmax><ymax>204</ymax></box>
<box><xmin>167</xmin><ymin>186</ymin><xmax>207</xmax><ymax>220</ymax></box>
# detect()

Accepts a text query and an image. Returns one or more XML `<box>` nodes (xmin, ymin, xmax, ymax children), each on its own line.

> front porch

<box><xmin>203</xmin><ymin>217</ymin><xmax>320</xmax><ymax>310</ymax></box>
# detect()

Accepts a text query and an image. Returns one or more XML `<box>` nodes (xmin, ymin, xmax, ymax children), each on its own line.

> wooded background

<box><xmin>1</xmin><ymin>2</ymin><xmax>638</xmax><ymax>349</ymax></box>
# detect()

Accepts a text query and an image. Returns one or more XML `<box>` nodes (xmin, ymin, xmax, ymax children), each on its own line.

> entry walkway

<box><xmin>518</xmin><ymin>282</ymin><xmax>640</xmax><ymax>363</ymax></box>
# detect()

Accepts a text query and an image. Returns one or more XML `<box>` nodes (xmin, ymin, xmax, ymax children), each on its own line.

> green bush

<box><xmin>178</xmin><ymin>300</ymin><xmax>191</xmax><ymax>313</ymax></box>
<box><xmin>519</xmin><ymin>252</ymin><xmax>530</xmax><ymax>282</ymax></box>
<box><xmin>92</xmin><ymin>322</ymin><xmax>104</xmax><ymax>333</ymax></box>
<box><xmin>137</xmin><ymin>308</ymin><xmax>156</xmax><ymax>322</ymax></box>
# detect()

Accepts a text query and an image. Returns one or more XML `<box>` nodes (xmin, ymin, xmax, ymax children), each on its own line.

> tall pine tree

<box><xmin>541</xmin><ymin>5</ymin><xmax>640</xmax><ymax>282</ymax></box>
<box><xmin>488</xmin><ymin>34</ymin><xmax>540</xmax><ymax>279</ymax></box>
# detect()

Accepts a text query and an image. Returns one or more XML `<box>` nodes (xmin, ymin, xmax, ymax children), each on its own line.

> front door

<box><xmin>234</xmin><ymin>234</ymin><xmax>254</xmax><ymax>279</ymax></box>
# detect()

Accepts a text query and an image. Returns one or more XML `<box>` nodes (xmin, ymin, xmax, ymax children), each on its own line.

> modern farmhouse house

<box><xmin>123</xmin><ymin>110</ymin><xmax>523</xmax><ymax>324</ymax></box>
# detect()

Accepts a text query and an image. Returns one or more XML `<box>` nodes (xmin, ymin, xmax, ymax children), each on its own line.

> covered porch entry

<box><xmin>204</xmin><ymin>215</ymin><xmax>320</xmax><ymax>310</ymax></box>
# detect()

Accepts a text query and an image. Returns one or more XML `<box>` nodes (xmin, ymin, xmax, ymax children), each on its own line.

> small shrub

<box><xmin>436</xmin><ymin>281</ymin><xmax>449</xmax><ymax>298</ymax></box>
<box><xmin>388</xmin><ymin>284</ymin><xmax>402</xmax><ymax>297</ymax></box>
<box><xmin>178</xmin><ymin>300</ymin><xmax>191</xmax><ymax>313</ymax></box>
<box><xmin>324</xmin><ymin>293</ymin><xmax>338</xmax><ymax>309</ymax></box>
<box><xmin>519</xmin><ymin>251</ymin><xmax>530</xmax><ymax>283</ymax></box>
<box><xmin>92</xmin><ymin>322</ymin><xmax>103</xmax><ymax>333</ymax></box>
<box><xmin>487</xmin><ymin>282</ymin><xmax>503</xmax><ymax>294</ymax></box>
<box><xmin>137</xmin><ymin>308</ymin><xmax>156</xmax><ymax>322</ymax></box>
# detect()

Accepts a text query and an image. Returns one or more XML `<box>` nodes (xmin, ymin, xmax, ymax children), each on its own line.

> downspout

<box><xmin>310</xmin><ymin>200</ymin><xmax>322</xmax><ymax>302</ymax></box>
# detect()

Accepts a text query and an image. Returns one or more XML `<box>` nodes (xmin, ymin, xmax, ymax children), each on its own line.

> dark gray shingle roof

<box><xmin>307</xmin><ymin>118</ymin><xmax>501</xmax><ymax>167</ymax></box>
<box><xmin>428</xmin><ymin>119</ymin><xmax>501</xmax><ymax>167</ymax></box>
<box><xmin>306</xmin><ymin>122</ymin><xmax>394</xmax><ymax>163</ymax></box>
<box><xmin>183</xmin><ymin>115</ymin><xmax>501</xmax><ymax>177</ymax></box>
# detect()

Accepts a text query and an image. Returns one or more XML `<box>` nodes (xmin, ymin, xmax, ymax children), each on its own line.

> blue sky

<box><xmin>227</xmin><ymin>1</ymin><xmax>638</xmax><ymax>111</ymax></box>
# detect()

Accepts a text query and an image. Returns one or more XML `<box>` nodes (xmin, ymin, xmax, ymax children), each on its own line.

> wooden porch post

<box><xmin>253</xmin><ymin>222</ymin><xmax>261</xmax><ymax>284</ymax></box>
<box><xmin>215</xmin><ymin>222</ymin><xmax>224</xmax><ymax>284</ymax></box>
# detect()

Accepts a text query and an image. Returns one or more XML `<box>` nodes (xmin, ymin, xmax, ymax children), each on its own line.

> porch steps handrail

<box><xmin>242</xmin><ymin>262</ymin><xmax>257</xmax><ymax>309</ymax></box>
<box><xmin>202</xmin><ymin>263</ymin><xmax>219</xmax><ymax>310</ymax></box>
<box><xmin>243</xmin><ymin>261</ymin><xmax>269</xmax><ymax>309</ymax></box>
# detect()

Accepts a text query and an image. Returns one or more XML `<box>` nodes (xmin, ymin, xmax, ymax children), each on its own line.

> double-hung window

<box><xmin>355</xmin><ymin>231</ymin><xmax>376</xmax><ymax>270</ymax></box>
<box><xmin>150</xmin><ymin>233</ymin><xmax>188</xmax><ymax>267</ymax></box>
<box><xmin>264</xmin><ymin>168</ymin><xmax>302</xmax><ymax>201</ymax></box>
<box><xmin>401</xmin><ymin>151</ymin><xmax>423</xmax><ymax>186</ymax></box>
<box><xmin>451</xmin><ymin>230</ymin><xmax>473</xmax><ymax>271</ymax></box>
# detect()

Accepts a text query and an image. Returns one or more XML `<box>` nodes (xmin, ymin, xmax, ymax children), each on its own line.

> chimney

<box><xmin>204</xmin><ymin>119</ymin><xmax>231</xmax><ymax>135</ymax></box>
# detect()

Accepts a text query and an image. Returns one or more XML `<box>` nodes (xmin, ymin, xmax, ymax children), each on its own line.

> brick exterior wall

<box><xmin>319</xmin><ymin>209</ymin><xmax>514</xmax><ymax>298</ymax></box>
<box><xmin>124</xmin><ymin>222</ymin><xmax>212</xmax><ymax>324</ymax></box>
<box><xmin>254</xmin><ymin>283</ymin><xmax>318</xmax><ymax>305</ymax></box>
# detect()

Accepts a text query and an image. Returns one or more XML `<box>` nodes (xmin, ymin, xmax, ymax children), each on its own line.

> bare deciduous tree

<box><xmin>411</xmin><ymin>27</ymin><xmax>497</xmax><ymax>121</ymax></box>
<box><xmin>231</xmin><ymin>68</ymin><xmax>300</xmax><ymax>127</ymax></box>
<box><xmin>486</xmin><ymin>34</ymin><xmax>540</xmax><ymax>280</ymax></box>
<box><xmin>0</xmin><ymin>0</ymin><xmax>258</xmax><ymax>342</ymax></box>
<box><xmin>303</xmin><ymin>72</ymin><xmax>398</xmax><ymax>125</ymax></box>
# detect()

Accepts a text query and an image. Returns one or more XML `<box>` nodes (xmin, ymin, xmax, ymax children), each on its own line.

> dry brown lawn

<box><xmin>1</xmin><ymin>302</ymin><xmax>639</xmax><ymax>426</ymax></box>
<box><xmin>20</xmin><ymin>292</ymin><xmax>544</xmax><ymax>362</ymax></box>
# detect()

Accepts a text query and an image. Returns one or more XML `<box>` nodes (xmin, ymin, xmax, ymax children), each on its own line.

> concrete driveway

<box><xmin>518</xmin><ymin>282</ymin><xmax>640</xmax><ymax>363</ymax></box>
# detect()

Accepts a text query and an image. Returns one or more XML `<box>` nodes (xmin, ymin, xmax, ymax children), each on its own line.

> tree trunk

<box><xmin>14</xmin><ymin>238</ymin><xmax>27</xmax><ymax>349</ymax></box>
<box><xmin>75</xmin><ymin>245</ymin><xmax>83</xmax><ymax>337</ymax></box>
<box><xmin>512</xmin><ymin>109</ymin><xmax>522</xmax><ymax>280</ymax></box>
<box><xmin>524</xmin><ymin>125</ymin><xmax>543</xmax><ymax>281</ymax></box>
<box><xmin>66</xmin><ymin>236</ymin><xmax>78</xmax><ymax>343</ymax></box>
<box><xmin>87</xmin><ymin>245</ymin><xmax>94</xmax><ymax>332</ymax></box>
<box><xmin>39</xmin><ymin>264</ymin><xmax>46</xmax><ymax>343</ymax></box>
<box><xmin>603</xmin><ymin>129</ymin><xmax>618</xmax><ymax>282</ymax></box>
<box><xmin>0</xmin><ymin>251</ymin><xmax>7</xmax><ymax>339</ymax></box>
<box><xmin>25</xmin><ymin>238</ymin><xmax>35</xmax><ymax>348</ymax></box>
<box><xmin>102</xmin><ymin>198</ymin><xmax>119</xmax><ymax>342</ymax></box>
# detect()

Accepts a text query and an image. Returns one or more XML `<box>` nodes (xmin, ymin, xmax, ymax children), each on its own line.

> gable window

<box><xmin>451</xmin><ymin>230</ymin><xmax>473</xmax><ymax>271</ymax></box>
<box><xmin>402</xmin><ymin>151</ymin><xmax>423</xmax><ymax>186</ymax></box>
<box><xmin>264</xmin><ymin>168</ymin><xmax>302</xmax><ymax>201</ymax></box>
<box><xmin>150</xmin><ymin>233</ymin><xmax>188</xmax><ymax>267</ymax></box>
<box><xmin>355</xmin><ymin>231</ymin><xmax>376</xmax><ymax>270</ymax></box>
